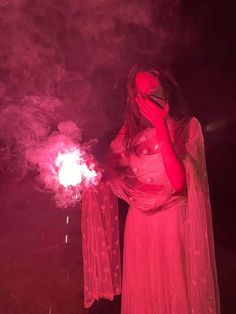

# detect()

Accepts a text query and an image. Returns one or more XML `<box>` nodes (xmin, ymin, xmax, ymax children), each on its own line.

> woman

<box><xmin>81</xmin><ymin>65</ymin><xmax>220</xmax><ymax>313</ymax></box>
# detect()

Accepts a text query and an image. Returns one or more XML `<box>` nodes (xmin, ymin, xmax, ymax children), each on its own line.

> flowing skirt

<box><xmin>121</xmin><ymin>200</ymin><xmax>191</xmax><ymax>314</ymax></box>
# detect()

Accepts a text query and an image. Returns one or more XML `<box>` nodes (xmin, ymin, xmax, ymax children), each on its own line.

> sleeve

<box><xmin>107</xmin><ymin>121</ymin><xmax>129</xmax><ymax>168</ymax></box>
<box><xmin>80</xmin><ymin>124</ymin><xmax>126</xmax><ymax>308</ymax></box>
<box><xmin>81</xmin><ymin>182</ymin><xmax>121</xmax><ymax>308</ymax></box>
<box><xmin>179</xmin><ymin>117</ymin><xmax>221</xmax><ymax>313</ymax></box>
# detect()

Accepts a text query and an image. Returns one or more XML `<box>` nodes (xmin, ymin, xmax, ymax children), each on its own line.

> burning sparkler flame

<box><xmin>26</xmin><ymin>121</ymin><xmax>102</xmax><ymax>208</ymax></box>
<box><xmin>55</xmin><ymin>148</ymin><xmax>98</xmax><ymax>188</ymax></box>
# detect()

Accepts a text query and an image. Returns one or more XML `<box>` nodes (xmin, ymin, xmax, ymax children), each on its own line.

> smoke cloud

<box><xmin>0</xmin><ymin>0</ymin><xmax>202</xmax><ymax>181</ymax></box>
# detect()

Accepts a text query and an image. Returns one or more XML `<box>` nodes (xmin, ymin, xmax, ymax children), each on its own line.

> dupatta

<box><xmin>81</xmin><ymin>117</ymin><xmax>220</xmax><ymax>313</ymax></box>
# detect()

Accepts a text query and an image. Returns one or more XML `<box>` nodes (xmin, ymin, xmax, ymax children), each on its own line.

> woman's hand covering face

<box><xmin>136</xmin><ymin>94</ymin><xmax>169</xmax><ymax>126</ymax></box>
<box><xmin>134</xmin><ymin>71</ymin><xmax>169</xmax><ymax>126</ymax></box>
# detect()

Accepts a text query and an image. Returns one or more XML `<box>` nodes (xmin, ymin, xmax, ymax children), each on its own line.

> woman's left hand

<box><xmin>136</xmin><ymin>95</ymin><xmax>169</xmax><ymax>126</ymax></box>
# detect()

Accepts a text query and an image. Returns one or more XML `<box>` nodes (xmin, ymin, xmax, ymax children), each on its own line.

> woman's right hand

<box><xmin>86</xmin><ymin>155</ymin><xmax>103</xmax><ymax>173</ymax></box>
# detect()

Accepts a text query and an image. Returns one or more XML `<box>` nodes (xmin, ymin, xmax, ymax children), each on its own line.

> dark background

<box><xmin>0</xmin><ymin>0</ymin><xmax>235</xmax><ymax>313</ymax></box>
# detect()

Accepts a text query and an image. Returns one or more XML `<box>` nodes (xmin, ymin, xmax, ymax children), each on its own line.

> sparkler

<box><xmin>51</xmin><ymin>144</ymin><xmax>102</xmax><ymax>208</ymax></box>
<box><xmin>55</xmin><ymin>149</ymin><xmax>98</xmax><ymax>188</ymax></box>
<box><xmin>26</xmin><ymin>121</ymin><xmax>103</xmax><ymax>208</ymax></box>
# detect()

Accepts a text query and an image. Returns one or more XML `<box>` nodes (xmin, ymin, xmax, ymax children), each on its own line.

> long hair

<box><xmin>124</xmin><ymin>64</ymin><xmax>188</xmax><ymax>154</ymax></box>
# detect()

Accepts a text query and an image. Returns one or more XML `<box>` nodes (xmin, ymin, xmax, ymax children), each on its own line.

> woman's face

<box><xmin>134</xmin><ymin>71</ymin><xmax>166</xmax><ymax>109</ymax></box>
<box><xmin>135</xmin><ymin>71</ymin><xmax>164</xmax><ymax>98</ymax></box>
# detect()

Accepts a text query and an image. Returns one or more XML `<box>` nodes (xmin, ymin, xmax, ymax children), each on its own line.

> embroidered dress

<box><xmin>81</xmin><ymin>117</ymin><xmax>220</xmax><ymax>314</ymax></box>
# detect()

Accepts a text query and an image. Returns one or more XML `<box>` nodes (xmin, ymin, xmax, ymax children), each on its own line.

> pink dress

<box><xmin>81</xmin><ymin>117</ymin><xmax>220</xmax><ymax>314</ymax></box>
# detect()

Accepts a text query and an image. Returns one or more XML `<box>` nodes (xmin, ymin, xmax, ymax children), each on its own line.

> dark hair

<box><xmin>124</xmin><ymin>64</ymin><xmax>188</xmax><ymax>154</ymax></box>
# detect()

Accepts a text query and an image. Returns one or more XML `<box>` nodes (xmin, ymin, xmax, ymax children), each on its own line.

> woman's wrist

<box><xmin>154</xmin><ymin>119</ymin><xmax>169</xmax><ymax>142</ymax></box>
<box><xmin>153</xmin><ymin>117</ymin><xmax>168</xmax><ymax>129</ymax></box>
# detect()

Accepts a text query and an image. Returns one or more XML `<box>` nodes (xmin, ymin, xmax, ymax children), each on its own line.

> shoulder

<box><xmin>188</xmin><ymin>117</ymin><xmax>203</xmax><ymax>139</ymax></box>
<box><xmin>116</xmin><ymin>121</ymin><xmax>128</xmax><ymax>136</ymax></box>
<box><xmin>176</xmin><ymin>116</ymin><xmax>201</xmax><ymax>128</ymax></box>
<box><xmin>112</xmin><ymin>121</ymin><xmax>127</xmax><ymax>142</ymax></box>
<box><xmin>175</xmin><ymin>116</ymin><xmax>202</xmax><ymax>134</ymax></box>
<box><xmin>181</xmin><ymin>117</ymin><xmax>204</xmax><ymax>146</ymax></box>
<box><xmin>189</xmin><ymin>116</ymin><xmax>202</xmax><ymax>129</ymax></box>
<box><xmin>110</xmin><ymin>121</ymin><xmax>127</xmax><ymax>152</ymax></box>
<box><xmin>173</xmin><ymin>116</ymin><xmax>203</xmax><ymax>146</ymax></box>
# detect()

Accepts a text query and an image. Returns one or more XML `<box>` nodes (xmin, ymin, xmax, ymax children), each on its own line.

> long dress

<box><xmin>81</xmin><ymin>117</ymin><xmax>221</xmax><ymax>313</ymax></box>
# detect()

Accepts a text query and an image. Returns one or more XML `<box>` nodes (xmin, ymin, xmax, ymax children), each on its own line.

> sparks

<box><xmin>26</xmin><ymin>122</ymin><xmax>102</xmax><ymax>208</ymax></box>
<box><xmin>55</xmin><ymin>148</ymin><xmax>97</xmax><ymax>188</ymax></box>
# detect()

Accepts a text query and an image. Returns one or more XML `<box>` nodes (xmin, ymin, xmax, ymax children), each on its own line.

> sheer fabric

<box><xmin>81</xmin><ymin>183</ymin><xmax>121</xmax><ymax>308</ymax></box>
<box><xmin>180</xmin><ymin>118</ymin><xmax>220</xmax><ymax>313</ymax></box>
<box><xmin>81</xmin><ymin>117</ymin><xmax>220</xmax><ymax>313</ymax></box>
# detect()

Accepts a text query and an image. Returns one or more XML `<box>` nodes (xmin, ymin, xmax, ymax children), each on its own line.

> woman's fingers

<box><xmin>137</xmin><ymin>96</ymin><xmax>154</xmax><ymax>110</ymax></box>
<box><xmin>136</xmin><ymin>95</ymin><xmax>169</xmax><ymax>123</ymax></box>
<box><xmin>143</xmin><ymin>100</ymin><xmax>162</xmax><ymax>115</ymax></box>
<box><xmin>164</xmin><ymin>103</ymin><xmax>169</xmax><ymax>114</ymax></box>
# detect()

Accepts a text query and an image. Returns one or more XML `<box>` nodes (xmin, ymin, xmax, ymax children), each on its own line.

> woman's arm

<box><xmin>136</xmin><ymin>95</ymin><xmax>186</xmax><ymax>192</ymax></box>
<box><xmin>154</xmin><ymin>119</ymin><xmax>186</xmax><ymax>192</ymax></box>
